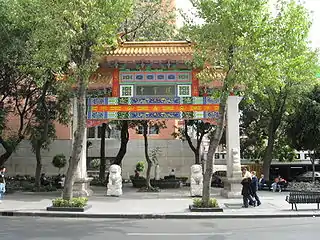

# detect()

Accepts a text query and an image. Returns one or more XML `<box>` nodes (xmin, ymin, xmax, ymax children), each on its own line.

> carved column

<box><xmin>221</xmin><ymin>96</ymin><xmax>243</xmax><ymax>198</ymax></box>
<box><xmin>71</xmin><ymin>97</ymin><xmax>93</xmax><ymax>197</ymax></box>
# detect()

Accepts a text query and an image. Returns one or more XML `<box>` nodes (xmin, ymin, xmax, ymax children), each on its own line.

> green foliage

<box><xmin>172</xmin><ymin>120</ymin><xmax>213</xmax><ymax>141</ymax></box>
<box><xmin>52</xmin><ymin>154</ymin><xmax>67</xmax><ymax>170</ymax></box>
<box><xmin>52</xmin><ymin>197</ymin><xmax>88</xmax><ymax>208</ymax></box>
<box><xmin>287</xmin><ymin>85</ymin><xmax>320</xmax><ymax>153</ymax></box>
<box><xmin>193</xmin><ymin>198</ymin><xmax>219</xmax><ymax>208</ymax></box>
<box><xmin>0</xmin><ymin>106</ymin><xmax>6</xmax><ymax>135</ymax></box>
<box><xmin>135</xmin><ymin>161</ymin><xmax>145</xmax><ymax>172</ymax></box>
<box><xmin>89</xmin><ymin>159</ymin><xmax>100</xmax><ymax>169</ymax></box>
<box><xmin>120</xmin><ymin>0</ymin><xmax>177</xmax><ymax>41</ymax></box>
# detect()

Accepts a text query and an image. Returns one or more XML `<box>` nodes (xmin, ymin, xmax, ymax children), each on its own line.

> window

<box><xmin>87</xmin><ymin>127</ymin><xmax>96</xmax><ymax>139</ymax></box>
<box><xmin>120</xmin><ymin>85</ymin><xmax>134</xmax><ymax>97</ymax></box>
<box><xmin>87</xmin><ymin>124</ymin><xmax>119</xmax><ymax>139</ymax></box>
<box><xmin>136</xmin><ymin>125</ymin><xmax>160</xmax><ymax>135</ymax></box>
<box><xmin>177</xmin><ymin>85</ymin><xmax>191</xmax><ymax>97</ymax></box>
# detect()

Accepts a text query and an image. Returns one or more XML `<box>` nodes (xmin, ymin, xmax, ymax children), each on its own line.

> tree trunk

<box><xmin>0</xmin><ymin>136</ymin><xmax>23</xmax><ymax>166</ymax></box>
<box><xmin>142</xmin><ymin>121</ymin><xmax>152</xmax><ymax>189</ymax></box>
<box><xmin>262</xmin><ymin>123</ymin><xmax>277</xmax><ymax>180</ymax></box>
<box><xmin>113</xmin><ymin>121</ymin><xmax>129</xmax><ymax>166</ymax></box>
<box><xmin>33</xmin><ymin>79</ymin><xmax>51</xmax><ymax>191</ymax></box>
<box><xmin>202</xmin><ymin>98</ymin><xmax>227</xmax><ymax>207</ymax></box>
<box><xmin>184</xmin><ymin>121</ymin><xmax>200</xmax><ymax>164</ymax></box>
<box><xmin>34</xmin><ymin>141</ymin><xmax>42</xmax><ymax>192</ymax></box>
<box><xmin>99</xmin><ymin>123</ymin><xmax>107</xmax><ymax>181</ymax></box>
<box><xmin>62</xmin><ymin>74</ymin><xmax>87</xmax><ymax>201</ymax></box>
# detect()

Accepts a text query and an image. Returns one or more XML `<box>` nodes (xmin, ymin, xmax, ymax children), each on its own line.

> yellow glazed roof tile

<box><xmin>107</xmin><ymin>41</ymin><xmax>194</xmax><ymax>57</ymax></box>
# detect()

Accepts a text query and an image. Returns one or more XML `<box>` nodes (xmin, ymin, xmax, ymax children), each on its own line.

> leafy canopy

<box><xmin>6</xmin><ymin>0</ymin><xmax>133</xmax><ymax>83</ymax></box>
<box><xmin>287</xmin><ymin>85</ymin><xmax>320</xmax><ymax>153</ymax></box>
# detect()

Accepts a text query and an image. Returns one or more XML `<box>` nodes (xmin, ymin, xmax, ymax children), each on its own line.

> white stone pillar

<box><xmin>226</xmin><ymin>96</ymin><xmax>242</xmax><ymax>178</ymax></box>
<box><xmin>71</xmin><ymin>97</ymin><xmax>93</xmax><ymax>197</ymax></box>
<box><xmin>221</xmin><ymin>96</ymin><xmax>243</xmax><ymax>198</ymax></box>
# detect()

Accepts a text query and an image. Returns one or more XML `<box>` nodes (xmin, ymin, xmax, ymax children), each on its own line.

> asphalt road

<box><xmin>0</xmin><ymin>217</ymin><xmax>319</xmax><ymax>240</ymax></box>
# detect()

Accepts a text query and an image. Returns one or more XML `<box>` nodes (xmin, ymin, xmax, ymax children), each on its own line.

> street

<box><xmin>0</xmin><ymin>217</ymin><xmax>319</xmax><ymax>240</ymax></box>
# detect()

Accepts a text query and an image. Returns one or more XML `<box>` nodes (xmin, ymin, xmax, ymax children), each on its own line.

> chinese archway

<box><xmin>86</xmin><ymin>40</ymin><xmax>220</xmax><ymax>125</ymax></box>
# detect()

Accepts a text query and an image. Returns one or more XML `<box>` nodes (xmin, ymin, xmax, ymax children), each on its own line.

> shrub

<box><xmin>52</xmin><ymin>154</ymin><xmax>67</xmax><ymax>171</ymax></box>
<box><xmin>135</xmin><ymin>161</ymin><xmax>145</xmax><ymax>172</ymax></box>
<box><xmin>193</xmin><ymin>198</ymin><xmax>219</xmax><ymax>208</ymax></box>
<box><xmin>89</xmin><ymin>159</ymin><xmax>100</xmax><ymax>169</ymax></box>
<box><xmin>52</xmin><ymin>197</ymin><xmax>88</xmax><ymax>208</ymax></box>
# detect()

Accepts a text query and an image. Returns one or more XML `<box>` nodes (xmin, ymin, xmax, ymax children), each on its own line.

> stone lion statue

<box><xmin>190</xmin><ymin>164</ymin><xmax>203</xmax><ymax>197</ymax></box>
<box><xmin>107</xmin><ymin>164</ymin><xmax>122</xmax><ymax>196</ymax></box>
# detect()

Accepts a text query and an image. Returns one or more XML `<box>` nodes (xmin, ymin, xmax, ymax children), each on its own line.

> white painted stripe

<box><xmin>127</xmin><ymin>232</ymin><xmax>232</xmax><ymax>236</ymax></box>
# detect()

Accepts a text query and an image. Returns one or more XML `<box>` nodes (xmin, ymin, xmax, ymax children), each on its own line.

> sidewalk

<box><xmin>1</xmin><ymin>185</ymin><xmax>320</xmax><ymax>219</ymax></box>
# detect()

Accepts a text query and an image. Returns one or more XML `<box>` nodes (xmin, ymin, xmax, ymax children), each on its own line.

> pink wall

<box><xmin>4</xmin><ymin>113</ymin><xmax>71</xmax><ymax>140</ymax></box>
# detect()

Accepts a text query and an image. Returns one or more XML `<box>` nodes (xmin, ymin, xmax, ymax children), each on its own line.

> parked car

<box><xmin>295</xmin><ymin>171</ymin><xmax>320</xmax><ymax>182</ymax></box>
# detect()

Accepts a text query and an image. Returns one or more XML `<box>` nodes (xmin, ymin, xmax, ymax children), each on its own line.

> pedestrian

<box><xmin>250</xmin><ymin>171</ymin><xmax>261</xmax><ymax>206</ymax></box>
<box><xmin>241</xmin><ymin>168</ymin><xmax>255</xmax><ymax>208</ymax></box>
<box><xmin>0</xmin><ymin>166</ymin><xmax>6</xmax><ymax>184</ymax></box>
<box><xmin>0</xmin><ymin>175</ymin><xmax>6</xmax><ymax>203</ymax></box>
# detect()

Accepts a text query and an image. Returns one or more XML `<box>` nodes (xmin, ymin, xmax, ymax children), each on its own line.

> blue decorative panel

<box><xmin>130</xmin><ymin>97</ymin><xmax>181</xmax><ymax>105</ymax></box>
<box><xmin>167</xmin><ymin>73</ymin><xmax>176</xmax><ymax>81</ymax></box>
<box><xmin>145</xmin><ymin>112</ymin><xmax>182</xmax><ymax>119</ymax></box>
<box><xmin>156</xmin><ymin>73</ymin><xmax>166</xmax><ymax>80</ymax></box>
<box><xmin>146</xmin><ymin>73</ymin><xmax>155</xmax><ymax>81</ymax></box>
<box><xmin>91</xmin><ymin>98</ymin><xmax>105</xmax><ymax>105</ymax></box>
<box><xmin>135</xmin><ymin>73</ymin><xmax>144</xmax><ymax>81</ymax></box>
<box><xmin>205</xmin><ymin>97</ymin><xmax>220</xmax><ymax>104</ymax></box>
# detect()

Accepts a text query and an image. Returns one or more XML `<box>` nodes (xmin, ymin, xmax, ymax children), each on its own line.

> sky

<box><xmin>176</xmin><ymin>0</ymin><xmax>320</xmax><ymax>49</ymax></box>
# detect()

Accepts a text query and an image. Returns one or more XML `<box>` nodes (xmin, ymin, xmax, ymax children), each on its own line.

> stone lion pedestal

<box><xmin>190</xmin><ymin>164</ymin><xmax>203</xmax><ymax>197</ymax></box>
<box><xmin>107</xmin><ymin>165</ymin><xmax>123</xmax><ymax>197</ymax></box>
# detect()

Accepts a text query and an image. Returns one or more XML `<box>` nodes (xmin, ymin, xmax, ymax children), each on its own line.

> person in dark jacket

<box><xmin>250</xmin><ymin>171</ymin><xmax>261</xmax><ymax>206</ymax></box>
<box><xmin>241</xmin><ymin>168</ymin><xmax>255</xmax><ymax>208</ymax></box>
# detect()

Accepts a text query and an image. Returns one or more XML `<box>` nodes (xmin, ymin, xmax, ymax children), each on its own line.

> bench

<box><xmin>286</xmin><ymin>191</ymin><xmax>320</xmax><ymax>211</ymax></box>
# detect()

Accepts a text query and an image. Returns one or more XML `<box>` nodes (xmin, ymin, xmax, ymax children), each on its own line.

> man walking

<box><xmin>241</xmin><ymin>168</ymin><xmax>255</xmax><ymax>208</ymax></box>
<box><xmin>250</xmin><ymin>171</ymin><xmax>261</xmax><ymax>206</ymax></box>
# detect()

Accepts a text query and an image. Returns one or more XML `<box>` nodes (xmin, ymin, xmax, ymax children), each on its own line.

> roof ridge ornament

<box><xmin>117</xmin><ymin>32</ymin><xmax>125</xmax><ymax>45</ymax></box>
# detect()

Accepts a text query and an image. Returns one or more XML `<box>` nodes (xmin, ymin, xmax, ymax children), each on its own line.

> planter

<box><xmin>131</xmin><ymin>178</ymin><xmax>181</xmax><ymax>189</ymax></box>
<box><xmin>46</xmin><ymin>205</ymin><xmax>91</xmax><ymax>212</ymax></box>
<box><xmin>189</xmin><ymin>205</ymin><xmax>223</xmax><ymax>212</ymax></box>
<box><xmin>176</xmin><ymin>177</ymin><xmax>188</xmax><ymax>185</ymax></box>
<box><xmin>151</xmin><ymin>179</ymin><xmax>181</xmax><ymax>189</ymax></box>
<box><xmin>131</xmin><ymin>178</ymin><xmax>147</xmax><ymax>188</ymax></box>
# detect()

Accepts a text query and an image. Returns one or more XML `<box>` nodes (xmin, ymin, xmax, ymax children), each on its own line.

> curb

<box><xmin>2</xmin><ymin>211</ymin><xmax>320</xmax><ymax>219</ymax></box>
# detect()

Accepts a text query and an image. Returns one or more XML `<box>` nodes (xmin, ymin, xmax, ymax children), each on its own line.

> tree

<box><xmin>0</xmin><ymin>2</ymin><xmax>42</xmax><ymax>165</ymax></box>
<box><xmin>240</xmin><ymin>97</ymin><xmax>296</xmax><ymax>163</ymax></box>
<box><xmin>99</xmin><ymin>123</ymin><xmax>107</xmax><ymax>181</ymax></box>
<box><xmin>257</xmin><ymin>1</ymin><xmax>318</xmax><ymax>180</ymax></box>
<box><xmin>138</xmin><ymin>120</ymin><xmax>166</xmax><ymax>191</ymax></box>
<box><xmin>185</xmin><ymin>0</ymin><xmax>317</xmax><ymax>206</ymax></box>
<box><xmin>239</xmin><ymin>98</ymin><xmax>268</xmax><ymax>160</ymax></box>
<box><xmin>113</xmin><ymin>121</ymin><xmax>129</xmax><ymax>166</ymax></box>
<box><xmin>287</xmin><ymin>85</ymin><xmax>320</xmax><ymax>183</ymax></box>
<box><xmin>120</xmin><ymin>0</ymin><xmax>177</xmax><ymax>41</ymax></box>
<box><xmin>7</xmin><ymin>0</ymin><xmax>133</xmax><ymax>200</ymax></box>
<box><xmin>172</xmin><ymin>120</ymin><xmax>213</xmax><ymax>164</ymax></box>
<box><xmin>29</xmin><ymin>79</ymin><xmax>56</xmax><ymax>191</ymax></box>
<box><xmin>28</xmin><ymin>75</ymin><xmax>71</xmax><ymax>190</ymax></box>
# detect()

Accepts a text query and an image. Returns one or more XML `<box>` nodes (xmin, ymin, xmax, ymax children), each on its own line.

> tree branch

<box><xmin>184</xmin><ymin>120</ymin><xmax>197</xmax><ymax>153</ymax></box>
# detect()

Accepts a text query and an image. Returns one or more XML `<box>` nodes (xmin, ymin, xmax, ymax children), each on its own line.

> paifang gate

<box><xmin>87</xmin><ymin>41</ymin><xmax>222</xmax><ymax>122</ymax></box>
<box><xmin>69</xmin><ymin>40</ymin><xmax>243</xmax><ymax>199</ymax></box>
